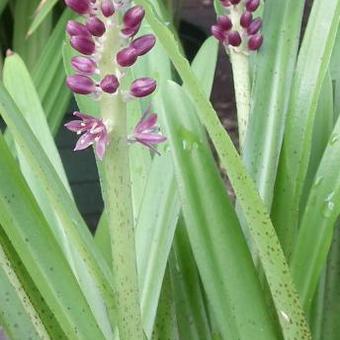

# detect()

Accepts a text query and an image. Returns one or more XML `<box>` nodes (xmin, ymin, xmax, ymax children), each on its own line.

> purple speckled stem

<box><xmin>96</xmin><ymin>25</ymin><xmax>144</xmax><ymax>340</ymax></box>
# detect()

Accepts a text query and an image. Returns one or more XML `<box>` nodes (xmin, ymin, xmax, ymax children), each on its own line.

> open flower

<box><xmin>128</xmin><ymin>111</ymin><xmax>166</xmax><ymax>154</ymax></box>
<box><xmin>65</xmin><ymin>111</ymin><xmax>109</xmax><ymax>160</ymax></box>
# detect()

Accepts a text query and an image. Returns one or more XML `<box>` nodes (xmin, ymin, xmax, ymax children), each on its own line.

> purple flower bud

<box><xmin>116</xmin><ymin>47</ymin><xmax>138</xmax><ymax>67</ymax></box>
<box><xmin>211</xmin><ymin>25</ymin><xmax>228</xmax><ymax>43</ymax></box>
<box><xmin>100</xmin><ymin>74</ymin><xmax>120</xmax><ymax>94</ymax></box>
<box><xmin>216</xmin><ymin>16</ymin><xmax>232</xmax><ymax>31</ymax></box>
<box><xmin>246</xmin><ymin>0</ymin><xmax>260</xmax><ymax>12</ymax></box>
<box><xmin>121</xmin><ymin>24</ymin><xmax>141</xmax><ymax>38</ymax></box>
<box><xmin>228</xmin><ymin>31</ymin><xmax>242</xmax><ymax>46</ymax></box>
<box><xmin>86</xmin><ymin>17</ymin><xmax>106</xmax><ymax>37</ymax></box>
<box><xmin>130</xmin><ymin>77</ymin><xmax>156</xmax><ymax>98</ymax></box>
<box><xmin>229</xmin><ymin>0</ymin><xmax>241</xmax><ymax>4</ymax></box>
<box><xmin>70</xmin><ymin>35</ymin><xmax>96</xmax><ymax>55</ymax></box>
<box><xmin>71</xmin><ymin>56</ymin><xmax>97</xmax><ymax>75</ymax></box>
<box><xmin>240</xmin><ymin>11</ymin><xmax>253</xmax><ymax>28</ymax></box>
<box><xmin>248</xmin><ymin>33</ymin><xmax>263</xmax><ymax>50</ymax></box>
<box><xmin>130</xmin><ymin>34</ymin><xmax>156</xmax><ymax>56</ymax></box>
<box><xmin>66</xmin><ymin>75</ymin><xmax>96</xmax><ymax>94</ymax></box>
<box><xmin>65</xmin><ymin>0</ymin><xmax>91</xmax><ymax>14</ymax></box>
<box><xmin>247</xmin><ymin>18</ymin><xmax>262</xmax><ymax>35</ymax></box>
<box><xmin>123</xmin><ymin>5</ymin><xmax>145</xmax><ymax>28</ymax></box>
<box><xmin>66</xmin><ymin>20</ymin><xmax>90</xmax><ymax>36</ymax></box>
<box><xmin>101</xmin><ymin>0</ymin><xmax>115</xmax><ymax>17</ymax></box>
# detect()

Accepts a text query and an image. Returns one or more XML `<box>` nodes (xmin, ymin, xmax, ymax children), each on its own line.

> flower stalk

<box><xmin>64</xmin><ymin>1</ymin><xmax>166</xmax><ymax>338</ymax></box>
<box><xmin>211</xmin><ymin>0</ymin><xmax>263</xmax><ymax>150</ymax></box>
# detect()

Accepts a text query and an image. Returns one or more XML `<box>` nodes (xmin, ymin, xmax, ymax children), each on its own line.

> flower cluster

<box><xmin>64</xmin><ymin>0</ymin><xmax>166</xmax><ymax>159</ymax></box>
<box><xmin>211</xmin><ymin>0</ymin><xmax>263</xmax><ymax>52</ymax></box>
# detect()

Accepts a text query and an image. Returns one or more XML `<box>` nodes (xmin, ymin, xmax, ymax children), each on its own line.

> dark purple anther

<box><xmin>248</xmin><ymin>33</ymin><xmax>263</xmax><ymax>50</ymax></box>
<box><xmin>228</xmin><ymin>31</ymin><xmax>242</xmax><ymax>46</ymax></box>
<box><xmin>100</xmin><ymin>75</ymin><xmax>120</xmax><ymax>94</ymax></box>
<box><xmin>131</xmin><ymin>34</ymin><xmax>156</xmax><ymax>56</ymax></box>
<box><xmin>229</xmin><ymin>0</ymin><xmax>241</xmax><ymax>4</ymax></box>
<box><xmin>211</xmin><ymin>25</ymin><xmax>228</xmax><ymax>43</ymax></box>
<box><xmin>116</xmin><ymin>47</ymin><xmax>138</xmax><ymax>67</ymax></box>
<box><xmin>101</xmin><ymin>0</ymin><xmax>115</xmax><ymax>17</ymax></box>
<box><xmin>121</xmin><ymin>24</ymin><xmax>141</xmax><ymax>37</ymax></box>
<box><xmin>123</xmin><ymin>5</ymin><xmax>145</xmax><ymax>28</ymax></box>
<box><xmin>246</xmin><ymin>0</ymin><xmax>260</xmax><ymax>12</ymax></box>
<box><xmin>66</xmin><ymin>20</ymin><xmax>90</xmax><ymax>36</ymax></box>
<box><xmin>86</xmin><ymin>17</ymin><xmax>106</xmax><ymax>37</ymax></box>
<box><xmin>71</xmin><ymin>56</ymin><xmax>97</xmax><ymax>75</ymax></box>
<box><xmin>130</xmin><ymin>78</ymin><xmax>157</xmax><ymax>98</ymax></box>
<box><xmin>247</xmin><ymin>18</ymin><xmax>262</xmax><ymax>35</ymax></box>
<box><xmin>240</xmin><ymin>11</ymin><xmax>253</xmax><ymax>28</ymax></box>
<box><xmin>216</xmin><ymin>16</ymin><xmax>232</xmax><ymax>31</ymax></box>
<box><xmin>70</xmin><ymin>35</ymin><xmax>96</xmax><ymax>55</ymax></box>
<box><xmin>66</xmin><ymin>75</ymin><xmax>96</xmax><ymax>94</ymax></box>
<box><xmin>65</xmin><ymin>0</ymin><xmax>90</xmax><ymax>14</ymax></box>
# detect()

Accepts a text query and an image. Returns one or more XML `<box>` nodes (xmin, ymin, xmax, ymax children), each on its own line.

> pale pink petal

<box><xmin>73</xmin><ymin>111</ymin><xmax>97</xmax><ymax>122</ymax></box>
<box><xmin>95</xmin><ymin>135</ymin><xmax>107</xmax><ymax>160</ymax></box>
<box><xmin>64</xmin><ymin>120</ymin><xmax>87</xmax><ymax>132</ymax></box>
<box><xmin>135</xmin><ymin>113</ymin><xmax>158</xmax><ymax>133</ymax></box>
<box><xmin>74</xmin><ymin>132</ymin><xmax>95</xmax><ymax>151</ymax></box>
<box><xmin>134</xmin><ymin>132</ymin><xmax>167</xmax><ymax>144</ymax></box>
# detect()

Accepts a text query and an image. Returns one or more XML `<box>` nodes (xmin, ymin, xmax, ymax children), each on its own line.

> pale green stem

<box><xmin>229</xmin><ymin>51</ymin><xmax>250</xmax><ymax>149</ymax></box>
<box><xmin>228</xmin><ymin>5</ymin><xmax>251</xmax><ymax>150</ymax></box>
<box><xmin>98</xmin><ymin>24</ymin><xmax>144</xmax><ymax>340</ymax></box>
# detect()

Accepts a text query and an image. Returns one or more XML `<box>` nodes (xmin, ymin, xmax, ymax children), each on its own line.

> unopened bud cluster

<box><xmin>64</xmin><ymin>0</ymin><xmax>165</xmax><ymax>159</ymax></box>
<box><xmin>211</xmin><ymin>0</ymin><xmax>263</xmax><ymax>52</ymax></box>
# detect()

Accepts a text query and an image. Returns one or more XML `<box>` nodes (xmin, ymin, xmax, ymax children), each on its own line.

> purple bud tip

<box><xmin>246</xmin><ymin>0</ymin><xmax>260</xmax><ymax>12</ymax></box>
<box><xmin>248</xmin><ymin>33</ymin><xmax>263</xmax><ymax>50</ymax></box>
<box><xmin>101</xmin><ymin>0</ymin><xmax>115</xmax><ymax>17</ymax></box>
<box><xmin>65</xmin><ymin>0</ymin><xmax>90</xmax><ymax>14</ymax></box>
<box><xmin>130</xmin><ymin>34</ymin><xmax>156</xmax><ymax>56</ymax></box>
<box><xmin>116</xmin><ymin>47</ymin><xmax>138</xmax><ymax>67</ymax></box>
<box><xmin>229</xmin><ymin>0</ymin><xmax>241</xmax><ymax>4</ymax></box>
<box><xmin>211</xmin><ymin>25</ymin><xmax>228</xmax><ymax>43</ymax></box>
<box><xmin>228</xmin><ymin>31</ymin><xmax>242</xmax><ymax>46</ymax></box>
<box><xmin>70</xmin><ymin>35</ymin><xmax>96</xmax><ymax>55</ymax></box>
<box><xmin>247</xmin><ymin>18</ymin><xmax>262</xmax><ymax>35</ymax></box>
<box><xmin>86</xmin><ymin>17</ymin><xmax>106</xmax><ymax>37</ymax></box>
<box><xmin>121</xmin><ymin>24</ymin><xmax>141</xmax><ymax>38</ymax></box>
<box><xmin>123</xmin><ymin>5</ymin><xmax>145</xmax><ymax>28</ymax></box>
<box><xmin>240</xmin><ymin>11</ymin><xmax>253</xmax><ymax>28</ymax></box>
<box><xmin>71</xmin><ymin>56</ymin><xmax>97</xmax><ymax>75</ymax></box>
<box><xmin>66</xmin><ymin>74</ymin><xmax>95</xmax><ymax>94</ymax></box>
<box><xmin>130</xmin><ymin>77</ymin><xmax>157</xmax><ymax>98</ymax></box>
<box><xmin>216</xmin><ymin>16</ymin><xmax>232</xmax><ymax>31</ymax></box>
<box><xmin>100</xmin><ymin>74</ymin><xmax>120</xmax><ymax>94</ymax></box>
<box><xmin>66</xmin><ymin>20</ymin><xmax>90</xmax><ymax>36</ymax></box>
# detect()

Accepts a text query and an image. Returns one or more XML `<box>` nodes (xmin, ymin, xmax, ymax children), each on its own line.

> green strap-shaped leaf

<box><xmin>0</xmin><ymin>226</ymin><xmax>66</xmax><ymax>339</ymax></box>
<box><xmin>0</xmin><ymin>236</ymin><xmax>49</xmax><ymax>339</ymax></box>
<box><xmin>12</xmin><ymin>0</ymin><xmax>52</xmax><ymax>70</ymax></box>
<box><xmin>290</xmin><ymin>115</ymin><xmax>340</xmax><ymax>312</ymax></box>
<box><xmin>272</xmin><ymin>0</ymin><xmax>340</xmax><ymax>256</ymax></box>
<box><xmin>0</xmin><ymin>82</ymin><xmax>116</xmax><ymax>335</ymax></box>
<box><xmin>169</xmin><ymin>220</ymin><xmax>212</xmax><ymax>340</ymax></box>
<box><xmin>135</xmin><ymin>0</ymin><xmax>311</xmax><ymax>337</ymax></box>
<box><xmin>242</xmin><ymin>0</ymin><xmax>305</xmax><ymax>208</ymax></box>
<box><xmin>28</xmin><ymin>0</ymin><xmax>59</xmax><ymax>36</ymax></box>
<box><xmin>159</xmin><ymin>81</ymin><xmax>278</xmax><ymax>339</ymax></box>
<box><xmin>0</xmin><ymin>132</ymin><xmax>106</xmax><ymax>339</ymax></box>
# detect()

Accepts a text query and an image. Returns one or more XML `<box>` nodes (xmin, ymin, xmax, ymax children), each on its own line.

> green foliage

<box><xmin>0</xmin><ymin>0</ymin><xmax>339</xmax><ymax>339</ymax></box>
